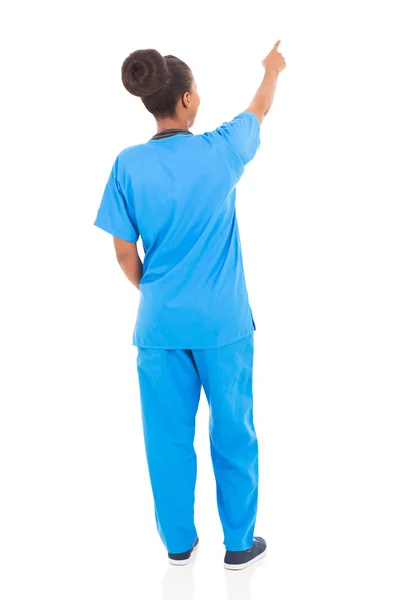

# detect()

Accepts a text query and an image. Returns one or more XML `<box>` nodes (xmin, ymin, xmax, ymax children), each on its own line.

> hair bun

<box><xmin>121</xmin><ymin>49</ymin><xmax>168</xmax><ymax>97</ymax></box>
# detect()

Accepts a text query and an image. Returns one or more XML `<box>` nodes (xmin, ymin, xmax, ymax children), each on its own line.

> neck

<box><xmin>156</xmin><ymin>117</ymin><xmax>189</xmax><ymax>133</ymax></box>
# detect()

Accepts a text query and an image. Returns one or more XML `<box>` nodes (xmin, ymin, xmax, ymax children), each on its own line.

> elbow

<box><xmin>115</xmin><ymin>250</ymin><xmax>138</xmax><ymax>267</ymax></box>
<box><xmin>116</xmin><ymin>251</ymin><xmax>130</xmax><ymax>264</ymax></box>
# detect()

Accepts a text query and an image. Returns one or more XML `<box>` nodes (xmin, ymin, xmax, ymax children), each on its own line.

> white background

<box><xmin>1</xmin><ymin>1</ymin><xmax>400</xmax><ymax>598</ymax></box>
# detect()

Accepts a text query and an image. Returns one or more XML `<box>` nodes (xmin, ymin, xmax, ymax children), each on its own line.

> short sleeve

<box><xmin>93</xmin><ymin>155</ymin><xmax>139</xmax><ymax>242</ymax></box>
<box><xmin>213</xmin><ymin>111</ymin><xmax>261</xmax><ymax>165</ymax></box>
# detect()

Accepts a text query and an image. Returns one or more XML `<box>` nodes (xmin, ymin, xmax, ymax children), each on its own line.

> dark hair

<box><xmin>121</xmin><ymin>49</ymin><xmax>193</xmax><ymax>120</ymax></box>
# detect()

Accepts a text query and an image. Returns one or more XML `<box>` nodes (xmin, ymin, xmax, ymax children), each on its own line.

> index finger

<box><xmin>274</xmin><ymin>40</ymin><xmax>281</xmax><ymax>49</ymax></box>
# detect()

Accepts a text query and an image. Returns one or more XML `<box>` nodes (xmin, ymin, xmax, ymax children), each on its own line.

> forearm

<box><xmin>248</xmin><ymin>69</ymin><xmax>279</xmax><ymax>120</ymax></box>
<box><xmin>116</xmin><ymin>253</ymin><xmax>143</xmax><ymax>289</ymax></box>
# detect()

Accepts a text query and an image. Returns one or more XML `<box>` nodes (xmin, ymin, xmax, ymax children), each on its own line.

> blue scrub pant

<box><xmin>136</xmin><ymin>333</ymin><xmax>258</xmax><ymax>554</ymax></box>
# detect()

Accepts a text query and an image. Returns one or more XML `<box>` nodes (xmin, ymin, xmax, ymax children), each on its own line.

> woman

<box><xmin>94</xmin><ymin>41</ymin><xmax>286</xmax><ymax>570</ymax></box>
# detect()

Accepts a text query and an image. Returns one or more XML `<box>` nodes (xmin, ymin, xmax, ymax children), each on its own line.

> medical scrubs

<box><xmin>94</xmin><ymin>111</ymin><xmax>262</xmax><ymax>552</ymax></box>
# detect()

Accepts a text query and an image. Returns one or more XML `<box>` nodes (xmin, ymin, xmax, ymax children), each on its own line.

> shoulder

<box><xmin>113</xmin><ymin>143</ymin><xmax>154</xmax><ymax>175</ymax></box>
<box><xmin>202</xmin><ymin>111</ymin><xmax>260</xmax><ymax>138</ymax></box>
<box><xmin>117</xmin><ymin>142</ymin><xmax>151</xmax><ymax>161</ymax></box>
<box><xmin>201</xmin><ymin>111</ymin><xmax>261</xmax><ymax>166</ymax></box>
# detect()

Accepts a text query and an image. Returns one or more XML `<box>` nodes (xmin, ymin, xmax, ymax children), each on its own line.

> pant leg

<box><xmin>136</xmin><ymin>347</ymin><xmax>201</xmax><ymax>554</ymax></box>
<box><xmin>192</xmin><ymin>333</ymin><xmax>258</xmax><ymax>551</ymax></box>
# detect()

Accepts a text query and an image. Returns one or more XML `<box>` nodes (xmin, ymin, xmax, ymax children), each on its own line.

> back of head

<box><xmin>121</xmin><ymin>49</ymin><xmax>193</xmax><ymax>120</ymax></box>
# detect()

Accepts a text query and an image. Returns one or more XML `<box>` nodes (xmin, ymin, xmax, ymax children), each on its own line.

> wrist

<box><xmin>264</xmin><ymin>67</ymin><xmax>279</xmax><ymax>77</ymax></box>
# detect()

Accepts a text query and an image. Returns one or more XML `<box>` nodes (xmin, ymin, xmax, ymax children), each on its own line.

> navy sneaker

<box><xmin>224</xmin><ymin>537</ymin><xmax>267</xmax><ymax>570</ymax></box>
<box><xmin>168</xmin><ymin>538</ymin><xmax>199</xmax><ymax>566</ymax></box>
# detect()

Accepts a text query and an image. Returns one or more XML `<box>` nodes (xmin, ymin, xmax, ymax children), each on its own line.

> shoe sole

<box><xmin>224</xmin><ymin>547</ymin><xmax>267</xmax><ymax>570</ymax></box>
<box><xmin>168</xmin><ymin>542</ymin><xmax>199</xmax><ymax>566</ymax></box>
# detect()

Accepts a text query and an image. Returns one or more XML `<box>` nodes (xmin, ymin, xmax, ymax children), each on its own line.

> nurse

<box><xmin>94</xmin><ymin>41</ymin><xmax>286</xmax><ymax>570</ymax></box>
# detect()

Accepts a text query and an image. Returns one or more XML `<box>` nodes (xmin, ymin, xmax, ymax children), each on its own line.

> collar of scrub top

<box><xmin>150</xmin><ymin>128</ymin><xmax>194</xmax><ymax>140</ymax></box>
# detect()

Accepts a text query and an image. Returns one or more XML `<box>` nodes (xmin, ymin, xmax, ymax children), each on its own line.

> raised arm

<box><xmin>246</xmin><ymin>41</ymin><xmax>286</xmax><ymax>125</ymax></box>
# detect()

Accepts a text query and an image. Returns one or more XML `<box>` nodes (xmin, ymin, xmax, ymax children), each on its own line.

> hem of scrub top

<box><xmin>93</xmin><ymin>220</ymin><xmax>139</xmax><ymax>243</ymax></box>
<box><xmin>239</xmin><ymin>110</ymin><xmax>262</xmax><ymax>132</ymax></box>
<box><xmin>132</xmin><ymin>328</ymin><xmax>255</xmax><ymax>350</ymax></box>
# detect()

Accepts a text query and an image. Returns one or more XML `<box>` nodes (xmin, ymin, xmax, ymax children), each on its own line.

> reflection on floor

<box><xmin>161</xmin><ymin>545</ymin><xmax>265</xmax><ymax>600</ymax></box>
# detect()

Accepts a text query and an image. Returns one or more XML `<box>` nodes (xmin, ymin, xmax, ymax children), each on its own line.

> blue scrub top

<box><xmin>94</xmin><ymin>111</ymin><xmax>261</xmax><ymax>349</ymax></box>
